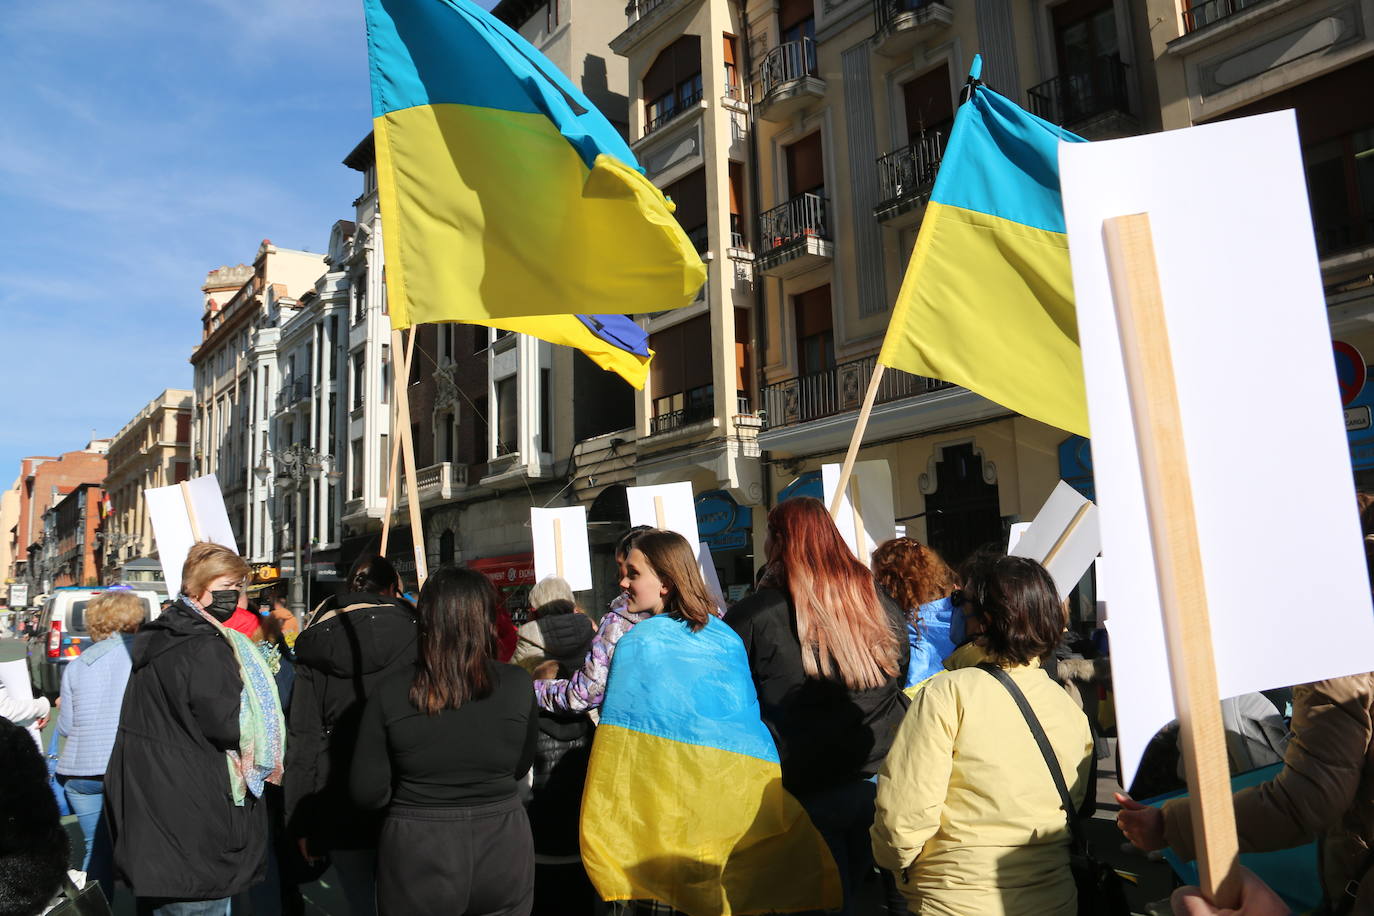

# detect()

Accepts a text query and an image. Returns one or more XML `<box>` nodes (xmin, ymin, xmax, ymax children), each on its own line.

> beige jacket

<box><xmin>1163</xmin><ymin>672</ymin><xmax>1374</xmax><ymax>911</ymax></box>
<box><xmin>872</xmin><ymin>648</ymin><xmax>1094</xmax><ymax>916</ymax></box>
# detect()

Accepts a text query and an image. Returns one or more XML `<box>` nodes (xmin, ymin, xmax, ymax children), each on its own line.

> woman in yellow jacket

<box><xmin>871</xmin><ymin>555</ymin><xmax>1095</xmax><ymax>916</ymax></box>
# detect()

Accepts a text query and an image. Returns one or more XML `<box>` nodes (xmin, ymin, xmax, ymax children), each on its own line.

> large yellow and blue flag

<box><xmin>878</xmin><ymin>56</ymin><xmax>1090</xmax><ymax>436</ymax></box>
<box><xmin>581</xmin><ymin>615</ymin><xmax>841</xmax><ymax>916</ymax></box>
<box><xmin>363</xmin><ymin>0</ymin><xmax>706</xmax><ymax>388</ymax></box>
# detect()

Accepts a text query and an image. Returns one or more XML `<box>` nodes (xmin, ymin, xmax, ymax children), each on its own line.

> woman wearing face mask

<box><xmin>106</xmin><ymin>542</ymin><xmax>286</xmax><ymax>916</ymax></box>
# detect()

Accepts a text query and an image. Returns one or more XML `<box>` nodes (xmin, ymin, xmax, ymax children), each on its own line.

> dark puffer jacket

<box><xmin>105</xmin><ymin>600</ymin><xmax>264</xmax><ymax>899</ymax></box>
<box><xmin>284</xmin><ymin>592</ymin><xmax>418</xmax><ymax>851</ymax></box>
<box><xmin>530</xmin><ymin>612</ymin><xmax>595</xmax><ymax>857</ymax></box>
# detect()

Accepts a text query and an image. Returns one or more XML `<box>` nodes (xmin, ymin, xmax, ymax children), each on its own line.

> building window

<box><xmin>723</xmin><ymin>34</ymin><xmax>740</xmax><ymax>98</ymax></box>
<box><xmin>649</xmin><ymin>314</ymin><xmax>714</xmax><ymax>433</ymax></box>
<box><xmin>643</xmin><ymin>36</ymin><xmax>702</xmax><ymax>135</ymax></box>
<box><xmin>495</xmin><ymin>377</ymin><xmax>518</xmax><ymax>456</ymax></box>
<box><xmin>350</xmin><ymin>438</ymin><xmax>364</xmax><ymax>498</ymax></box>
<box><xmin>664</xmin><ymin>168</ymin><xmax>709</xmax><ymax>253</ymax></box>
<box><xmin>794</xmin><ymin>284</ymin><xmax>835</xmax><ymax>377</ymax></box>
<box><xmin>902</xmin><ymin>64</ymin><xmax>954</xmax><ymax>147</ymax></box>
<box><xmin>785</xmin><ymin>131</ymin><xmax>825</xmax><ymax>197</ymax></box>
<box><xmin>353</xmin><ymin>270</ymin><xmax>368</xmax><ymax>324</ymax></box>
<box><xmin>352</xmin><ymin>352</ymin><xmax>365</xmax><ymax>410</ymax></box>
<box><xmin>547</xmin><ymin>0</ymin><xmax>559</xmax><ymax>31</ymax></box>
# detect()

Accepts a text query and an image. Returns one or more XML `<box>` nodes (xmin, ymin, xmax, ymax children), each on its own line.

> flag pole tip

<box><xmin>968</xmin><ymin>54</ymin><xmax>983</xmax><ymax>81</ymax></box>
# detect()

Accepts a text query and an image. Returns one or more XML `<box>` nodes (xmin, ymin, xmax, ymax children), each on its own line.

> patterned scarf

<box><xmin>184</xmin><ymin>597</ymin><xmax>287</xmax><ymax>805</ymax></box>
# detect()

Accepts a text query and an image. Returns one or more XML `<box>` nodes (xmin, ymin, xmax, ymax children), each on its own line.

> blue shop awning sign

<box><xmin>695</xmin><ymin>489</ymin><xmax>752</xmax><ymax>551</ymax></box>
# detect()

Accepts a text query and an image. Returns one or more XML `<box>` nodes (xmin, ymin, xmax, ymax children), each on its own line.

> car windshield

<box><xmin>67</xmin><ymin>601</ymin><xmax>93</xmax><ymax>633</ymax></box>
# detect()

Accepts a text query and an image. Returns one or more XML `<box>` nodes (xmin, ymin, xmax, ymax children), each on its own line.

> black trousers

<box><xmin>377</xmin><ymin>797</ymin><xmax>533</xmax><ymax>916</ymax></box>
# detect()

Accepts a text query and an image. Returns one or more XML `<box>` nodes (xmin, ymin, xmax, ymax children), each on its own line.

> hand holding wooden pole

<box><xmin>1103</xmin><ymin>212</ymin><xmax>1241</xmax><ymax>908</ymax></box>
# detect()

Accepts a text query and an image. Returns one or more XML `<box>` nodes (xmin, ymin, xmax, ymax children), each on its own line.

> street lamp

<box><xmin>257</xmin><ymin>444</ymin><xmax>338</xmax><ymax>616</ymax></box>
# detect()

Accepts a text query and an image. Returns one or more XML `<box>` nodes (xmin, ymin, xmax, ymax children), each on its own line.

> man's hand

<box><xmin>1115</xmin><ymin>792</ymin><xmax>1167</xmax><ymax>851</ymax></box>
<box><xmin>1171</xmin><ymin>867</ymin><xmax>1292</xmax><ymax>915</ymax></box>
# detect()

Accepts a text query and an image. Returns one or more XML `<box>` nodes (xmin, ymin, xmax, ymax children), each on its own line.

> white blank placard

<box><xmin>145</xmin><ymin>475</ymin><xmax>239</xmax><ymax>598</ymax></box>
<box><xmin>1008</xmin><ymin>481</ymin><xmax>1100</xmax><ymax>600</ymax></box>
<box><xmin>531</xmin><ymin>506</ymin><xmax>593</xmax><ymax>592</ymax></box>
<box><xmin>627</xmin><ymin>482</ymin><xmax>700</xmax><ymax>546</ymax></box>
<box><xmin>1006</xmin><ymin>522</ymin><xmax>1032</xmax><ymax>554</ymax></box>
<box><xmin>1061</xmin><ymin>111</ymin><xmax>1374</xmax><ymax>787</ymax></box>
<box><xmin>0</xmin><ymin>660</ymin><xmax>32</xmax><ymax>704</ymax></box>
<box><xmin>822</xmin><ymin>461</ymin><xmax>896</xmax><ymax>563</ymax></box>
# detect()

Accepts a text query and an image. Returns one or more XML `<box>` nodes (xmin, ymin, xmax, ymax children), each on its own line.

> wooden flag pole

<box><xmin>848</xmin><ymin>476</ymin><xmax>867</xmax><ymax>559</ymax></box>
<box><xmin>1103</xmin><ymin>212</ymin><xmax>1241</xmax><ymax>908</ymax></box>
<box><xmin>380</xmin><ymin>327</ymin><xmax>415</xmax><ymax>555</ymax></box>
<box><xmin>553</xmin><ymin>518</ymin><xmax>565</xmax><ymax>580</ymax></box>
<box><xmin>829</xmin><ymin>364</ymin><xmax>886</xmax><ymax>517</ymax></box>
<box><xmin>389</xmin><ymin>327</ymin><xmax>429</xmax><ymax>589</ymax></box>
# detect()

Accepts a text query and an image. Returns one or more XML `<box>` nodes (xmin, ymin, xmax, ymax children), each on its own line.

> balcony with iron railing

<box><xmin>650</xmin><ymin>400</ymin><xmax>715</xmax><ymax>436</ymax></box>
<box><xmin>1181</xmin><ymin>0</ymin><xmax>1270</xmax><ymax>33</ymax></box>
<box><xmin>644</xmin><ymin>84</ymin><xmax>703</xmax><ymax>137</ymax></box>
<box><xmin>614</xmin><ymin>0</ymin><xmax>694</xmax><ymax>52</ymax></box>
<box><xmin>761</xmin><ymin>356</ymin><xmax>955</xmax><ymax>429</ymax></box>
<box><xmin>1027</xmin><ymin>54</ymin><xmax>1134</xmax><ymax>137</ymax></box>
<box><xmin>274</xmin><ymin>378</ymin><xmax>310</xmax><ymax>413</ymax></box>
<box><xmin>756</xmin><ymin>192</ymin><xmax>833</xmax><ymax>277</ymax></box>
<box><xmin>872</xmin><ymin>0</ymin><xmax>954</xmax><ymax>56</ymax></box>
<box><xmin>754</xmin><ymin>38</ymin><xmax>824</xmax><ymax>123</ymax></box>
<box><xmin>875</xmin><ymin>131</ymin><xmax>944</xmax><ymax>221</ymax></box>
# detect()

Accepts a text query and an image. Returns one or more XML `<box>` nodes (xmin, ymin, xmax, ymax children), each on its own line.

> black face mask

<box><xmin>205</xmin><ymin>590</ymin><xmax>241</xmax><ymax>622</ymax></box>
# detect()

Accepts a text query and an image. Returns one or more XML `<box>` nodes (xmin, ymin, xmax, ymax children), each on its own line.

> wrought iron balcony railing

<box><xmin>761</xmin><ymin>355</ymin><xmax>954</xmax><ymax>429</ymax></box>
<box><xmin>1181</xmin><ymin>0</ymin><xmax>1266</xmax><ymax>32</ymax></box>
<box><xmin>875</xmin><ymin>131</ymin><xmax>944</xmax><ymax>212</ymax></box>
<box><xmin>758</xmin><ymin>192</ymin><xmax>829</xmax><ymax>256</ymax></box>
<box><xmin>758</xmin><ymin>38</ymin><xmax>818</xmax><ymax>99</ymax></box>
<box><xmin>874</xmin><ymin>0</ymin><xmax>950</xmax><ymax>29</ymax></box>
<box><xmin>644</xmin><ymin>83</ymin><xmax>703</xmax><ymax>136</ymax></box>
<box><xmin>1027</xmin><ymin>54</ymin><xmax>1131</xmax><ymax>128</ymax></box>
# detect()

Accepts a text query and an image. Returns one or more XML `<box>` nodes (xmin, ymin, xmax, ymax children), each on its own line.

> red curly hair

<box><xmin>871</xmin><ymin>537</ymin><xmax>958</xmax><ymax>613</ymax></box>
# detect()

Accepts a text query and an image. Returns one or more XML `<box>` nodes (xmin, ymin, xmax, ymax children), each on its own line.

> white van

<box><xmin>26</xmin><ymin>587</ymin><xmax>162</xmax><ymax>699</ymax></box>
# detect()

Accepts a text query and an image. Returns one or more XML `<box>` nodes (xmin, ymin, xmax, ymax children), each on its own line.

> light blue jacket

<box><xmin>904</xmin><ymin>596</ymin><xmax>962</xmax><ymax>687</ymax></box>
<box><xmin>56</xmin><ymin>633</ymin><xmax>134</xmax><ymax>776</ymax></box>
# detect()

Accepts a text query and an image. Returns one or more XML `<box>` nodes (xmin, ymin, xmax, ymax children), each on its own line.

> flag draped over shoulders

<box><xmin>362</xmin><ymin>0</ymin><xmax>705</xmax><ymax>388</ymax></box>
<box><xmin>581</xmin><ymin>614</ymin><xmax>841</xmax><ymax>916</ymax></box>
<box><xmin>878</xmin><ymin>59</ymin><xmax>1090</xmax><ymax>436</ymax></box>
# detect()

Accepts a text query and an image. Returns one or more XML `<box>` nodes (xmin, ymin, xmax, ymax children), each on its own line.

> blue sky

<box><xmin>0</xmin><ymin>0</ymin><xmax>500</xmax><ymax>485</ymax></box>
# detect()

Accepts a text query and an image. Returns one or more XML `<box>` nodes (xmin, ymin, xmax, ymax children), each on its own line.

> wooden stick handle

<box><xmin>849</xmin><ymin>476</ymin><xmax>867</xmax><ymax>560</ymax></box>
<box><xmin>1104</xmin><ymin>212</ymin><xmax>1241</xmax><ymax>909</ymax></box>
<box><xmin>179</xmin><ymin>480</ymin><xmax>203</xmax><ymax>543</ymax></box>
<box><xmin>553</xmin><ymin>517</ymin><xmax>565</xmax><ymax>579</ymax></box>
<box><xmin>653</xmin><ymin>495</ymin><xmax>666</xmax><ymax>530</ymax></box>
<box><xmin>390</xmin><ymin>327</ymin><xmax>428</xmax><ymax>588</ymax></box>
<box><xmin>1042</xmin><ymin>502</ymin><xmax>1091</xmax><ymax>568</ymax></box>
<box><xmin>381</xmin><ymin>328</ymin><xmax>415</xmax><ymax>556</ymax></box>
<box><xmin>830</xmin><ymin>363</ymin><xmax>886</xmax><ymax>517</ymax></box>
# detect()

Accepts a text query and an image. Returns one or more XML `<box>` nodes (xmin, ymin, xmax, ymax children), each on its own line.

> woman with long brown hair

<box><xmin>726</xmin><ymin>497</ymin><xmax>909</xmax><ymax>916</ymax></box>
<box><xmin>350</xmin><ymin>566</ymin><xmax>537</xmax><ymax>916</ymax></box>
<box><xmin>872</xmin><ymin>537</ymin><xmax>961</xmax><ymax>688</ymax></box>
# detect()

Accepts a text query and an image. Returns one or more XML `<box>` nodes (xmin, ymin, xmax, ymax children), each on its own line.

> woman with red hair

<box><xmin>726</xmin><ymin>497</ymin><xmax>908</xmax><ymax>915</ymax></box>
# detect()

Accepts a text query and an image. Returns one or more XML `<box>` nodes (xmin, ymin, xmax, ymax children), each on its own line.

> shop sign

<box><xmin>1057</xmin><ymin>435</ymin><xmax>1095</xmax><ymax>501</ymax></box>
<box><xmin>468</xmin><ymin>553</ymin><xmax>537</xmax><ymax>624</ymax></box>
<box><xmin>1347</xmin><ymin>366</ymin><xmax>1374</xmax><ymax>472</ymax></box>
<box><xmin>694</xmin><ymin>490</ymin><xmax>751</xmax><ymax>551</ymax></box>
<box><xmin>778</xmin><ymin>471</ymin><xmax>823</xmax><ymax>503</ymax></box>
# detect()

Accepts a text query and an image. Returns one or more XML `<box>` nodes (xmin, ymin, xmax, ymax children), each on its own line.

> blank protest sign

<box><xmin>531</xmin><ymin>506</ymin><xmax>593</xmax><ymax>592</ymax></box>
<box><xmin>1061</xmin><ymin>111</ymin><xmax>1374</xmax><ymax>786</ymax></box>
<box><xmin>145</xmin><ymin>475</ymin><xmax>238</xmax><ymax>598</ymax></box>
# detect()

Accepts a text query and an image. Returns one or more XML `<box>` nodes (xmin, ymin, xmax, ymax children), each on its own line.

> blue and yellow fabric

<box><xmin>877</xmin><ymin>55</ymin><xmax>1090</xmax><ymax>436</ymax></box>
<box><xmin>362</xmin><ymin>0</ymin><xmax>706</xmax><ymax>388</ymax></box>
<box><xmin>581</xmin><ymin>614</ymin><xmax>842</xmax><ymax>916</ymax></box>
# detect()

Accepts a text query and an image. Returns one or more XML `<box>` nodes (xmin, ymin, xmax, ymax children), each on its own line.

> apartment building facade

<box><xmin>190</xmin><ymin>244</ymin><xmax>324</xmax><ymax>560</ymax></box>
<box><xmin>1141</xmin><ymin>0</ymin><xmax>1374</xmax><ymax>486</ymax></box>
<box><xmin>103</xmin><ymin>389</ymin><xmax>193</xmax><ymax>580</ymax></box>
<box><xmin>10</xmin><ymin>449</ymin><xmax>108</xmax><ymax>594</ymax></box>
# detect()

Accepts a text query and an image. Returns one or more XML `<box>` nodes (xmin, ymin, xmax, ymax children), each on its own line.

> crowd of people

<box><xmin>4</xmin><ymin>492</ymin><xmax>1374</xmax><ymax>916</ymax></box>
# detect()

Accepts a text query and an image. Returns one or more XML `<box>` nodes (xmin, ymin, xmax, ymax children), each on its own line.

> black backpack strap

<box><xmin>977</xmin><ymin>662</ymin><xmax>1085</xmax><ymax>850</ymax></box>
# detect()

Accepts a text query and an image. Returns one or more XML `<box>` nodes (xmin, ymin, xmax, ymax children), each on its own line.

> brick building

<box><xmin>9</xmin><ymin>448</ymin><xmax>108</xmax><ymax>593</ymax></box>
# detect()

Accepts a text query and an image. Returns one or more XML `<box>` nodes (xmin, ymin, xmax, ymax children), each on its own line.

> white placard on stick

<box><xmin>0</xmin><ymin>660</ymin><xmax>32</xmax><ymax>704</ymax></box>
<box><xmin>822</xmin><ymin>460</ymin><xmax>895</xmax><ymax>563</ymax></box>
<box><xmin>1061</xmin><ymin>110</ymin><xmax>1374</xmax><ymax>788</ymax></box>
<box><xmin>627</xmin><ymin>482</ymin><xmax>700</xmax><ymax>546</ymax></box>
<box><xmin>531</xmin><ymin>506</ymin><xmax>593</xmax><ymax>592</ymax></box>
<box><xmin>1008</xmin><ymin>481</ymin><xmax>1100</xmax><ymax>600</ymax></box>
<box><xmin>145</xmin><ymin>475</ymin><xmax>239</xmax><ymax>598</ymax></box>
<box><xmin>1006</xmin><ymin>522</ymin><xmax>1032</xmax><ymax>554</ymax></box>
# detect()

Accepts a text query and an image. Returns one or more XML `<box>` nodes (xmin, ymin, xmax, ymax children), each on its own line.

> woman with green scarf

<box><xmin>106</xmin><ymin>542</ymin><xmax>286</xmax><ymax>916</ymax></box>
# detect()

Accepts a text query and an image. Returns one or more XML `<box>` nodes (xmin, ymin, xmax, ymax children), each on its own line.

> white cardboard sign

<box><xmin>627</xmin><ymin>482</ymin><xmax>700</xmax><ymax>546</ymax></box>
<box><xmin>1008</xmin><ymin>481</ymin><xmax>1100</xmax><ymax>600</ymax></box>
<box><xmin>531</xmin><ymin>506</ymin><xmax>593</xmax><ymax>592</ymax></box>
<box><xmin>1007</xmin><ymin>522</ymin><xmax>1032</xmax><ymax>554</ymax></box>
<box><xmin>1060</xmin><ymin>111</ymin><xmax>1374</xmax><ymax>787</ymax></box>
<box><xmin>0</xmin><ymin>660</ymin><xmax>32</xmax><ymax>705</ymax></box>
<box><xmin>822</xmin><ymin>461</ymin><xmax>896</xmax><ymax>563</ymax></box>
<box><xmin>145</xmin><ymin>475</ymin><xmax>239</xmax><ymax>598</ymax></box>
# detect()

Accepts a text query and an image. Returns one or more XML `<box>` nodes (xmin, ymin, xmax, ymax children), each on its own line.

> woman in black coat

<box><xmin>106</xmin><ymin>543</ymin><xmax>283</xmax><ymax>915</ymax></box>
<box><xmin>284</xmin><ymin>555</ymin><xmax>418</xmax><ymax>915</ymax></box>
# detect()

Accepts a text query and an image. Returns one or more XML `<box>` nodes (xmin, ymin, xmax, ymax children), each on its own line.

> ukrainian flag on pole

<box><xmin>363</xmin><ymin>0</ymin><xmax>706</xmax><ymax>388</ymax></box>
<box><xmin>878</xmin><ymin>56</ymin><xmax>1090</xmax><ymax>436</ymax></box>
<box><xmin>581</xmin><ymin>615</ymin><xmax>841</xmax><ymax>915</ymax></box>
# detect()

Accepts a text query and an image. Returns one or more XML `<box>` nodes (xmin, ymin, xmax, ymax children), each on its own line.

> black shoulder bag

<box><xmin>978</xmin><ymin>663</ymin><xmax>1130</xmax><ymax>916</ymax></box>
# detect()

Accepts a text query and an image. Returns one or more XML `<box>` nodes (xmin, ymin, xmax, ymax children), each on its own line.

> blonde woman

<box><xmin>726</xmin><ymin>497</ymin><xmax>909</xmax><ymax>916</ymax></box>
<box><xmin>106</xmin><ymin>543</ymin><xmax>285</xmax><ymax>916</ymax></box>
<box><xmin>55</xmin><ymin>588</ymin><xmax>144</xmax><ymax>898</ymax></box>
